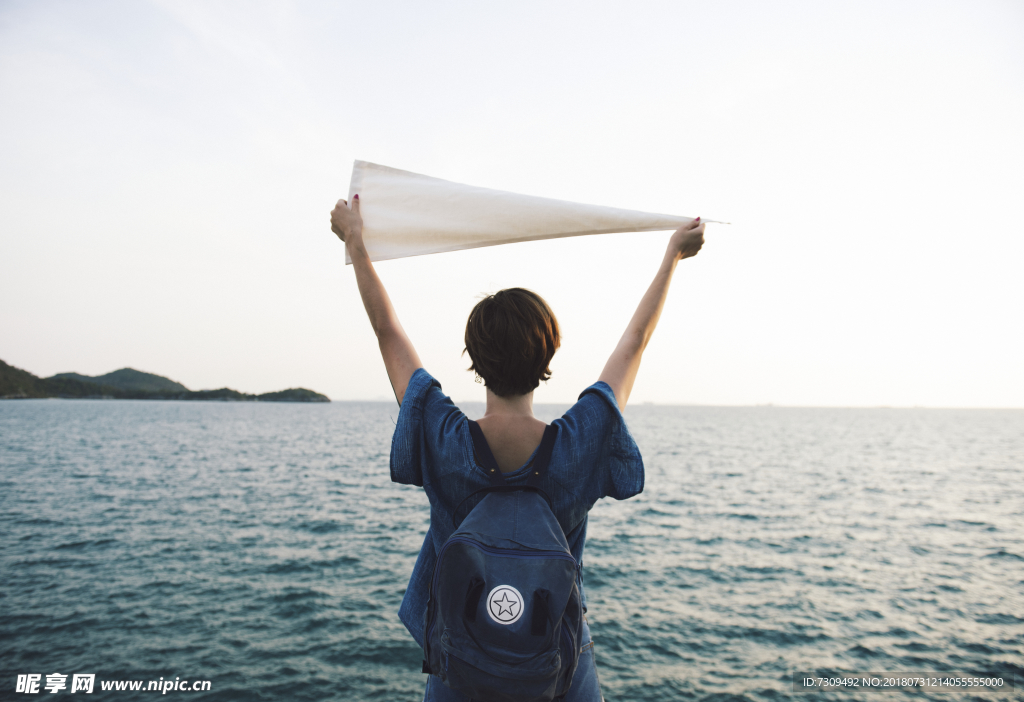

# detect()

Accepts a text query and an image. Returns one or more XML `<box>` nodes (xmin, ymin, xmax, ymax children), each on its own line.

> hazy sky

<box><xmin>2</xmin><ymin>1</ymin><xmax>1022</xmax><ymax>407</ymax></box>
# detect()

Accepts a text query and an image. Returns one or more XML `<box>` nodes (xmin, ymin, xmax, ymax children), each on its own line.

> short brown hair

<box><xmin>464</xmin><ymin>288</ymin><xmax>560</xmax><ymax>397</ymax></box>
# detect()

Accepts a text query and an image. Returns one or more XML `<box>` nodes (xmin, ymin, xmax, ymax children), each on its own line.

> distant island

<box><xmin>0</xmin><ymin>360</ymin><xmax>329</xmax><ymax>402</ymax></box>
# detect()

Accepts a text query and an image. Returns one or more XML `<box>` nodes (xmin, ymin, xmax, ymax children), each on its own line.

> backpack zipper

<box><xmin>443</xmin><ymin>537</ymin><xmax>579</xmax><ymax>565</ymax></box>
<box><xmin>560</xmin><ymin>620</ymin><xmax>577</xmax><ymax>677</ymax></box>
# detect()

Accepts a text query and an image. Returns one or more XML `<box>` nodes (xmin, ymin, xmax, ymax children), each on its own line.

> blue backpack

<box><xmin>422</xmin><ymin>421</ymin><xmax>583</xmax><ymax>702</ymax></box>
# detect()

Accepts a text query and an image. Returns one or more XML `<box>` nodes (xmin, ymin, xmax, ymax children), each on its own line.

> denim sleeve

<box><xmin>389</xmin><ymin>368</ymin><xmax>462</xmax><ymax>487</ymax></box>
<box><xmin>562</xmin><ymin>381</ymin><xmax>645</xmax><ymax>501</ymax></box>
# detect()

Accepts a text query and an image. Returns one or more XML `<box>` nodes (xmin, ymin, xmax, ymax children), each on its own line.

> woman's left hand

<box><xmin>331</xmin><ymin>195</ymin><xmax>363</xmax><ymax>245</ymax></box>
<box><xmin>667</xmin><ymin>217</ymin><xmax>705</xmax><ymax>261</ymax></box>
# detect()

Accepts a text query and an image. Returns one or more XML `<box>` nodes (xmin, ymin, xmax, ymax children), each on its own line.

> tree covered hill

<box><xmin>52</xmin><ymin>368</ymin><xmax>189</xmax><ymax>393</ymax></box>
<box><xmin>1</xmin><ymin>359</ymin><xmax>329</xmax><ymax>402</ymax></box>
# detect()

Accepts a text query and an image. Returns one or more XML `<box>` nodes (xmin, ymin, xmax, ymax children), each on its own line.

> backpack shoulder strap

<box><xmin>525</xmin><ymin>424</ymin><xmax>557</xmax><ymax>489</ymax></box>
<box><xmin>467</xmin><ymin>419</ymin><xmax>506</xmax><ymax>486</ymax></box>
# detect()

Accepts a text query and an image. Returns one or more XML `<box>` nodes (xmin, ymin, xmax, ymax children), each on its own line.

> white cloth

<box><xmin>345</xmin><ymin>161</ymin><xmax>710</xmax><ymax>264</ymax></box>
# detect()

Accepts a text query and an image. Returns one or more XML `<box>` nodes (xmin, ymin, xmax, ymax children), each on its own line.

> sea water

<box><xmin>0</xmin><ymin>400</ymin><xmax>1021</xmax><ymax>701</ymax></box>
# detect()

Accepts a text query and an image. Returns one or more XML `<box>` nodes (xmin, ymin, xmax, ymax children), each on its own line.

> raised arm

<box><xmin>331</xmin><ymin>195</ymin><xmax>422</xmax><ymax>405</ymax></box>
<box><xmin>598</xmin><ymin>218</ymin><xmax>706</xmax><ymax>410</ymax></box>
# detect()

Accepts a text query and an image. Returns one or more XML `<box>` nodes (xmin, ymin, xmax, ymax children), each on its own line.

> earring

<box><xmin>474</xmin><ymin>374</ymin><xmax>483</xmax><ymax>384</ymax></box>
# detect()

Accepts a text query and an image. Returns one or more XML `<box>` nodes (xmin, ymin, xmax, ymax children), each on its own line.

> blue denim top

<box><xmin>390</xmin><ymin>368</ymin><xmax>645</xmax><ymax>647</ymax></box>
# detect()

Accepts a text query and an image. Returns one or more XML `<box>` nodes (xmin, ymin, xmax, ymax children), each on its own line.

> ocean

<box><xmin>0</xmin><ymin>400</ymin><xmax>1021</xmax><ymax>701</ymax></box>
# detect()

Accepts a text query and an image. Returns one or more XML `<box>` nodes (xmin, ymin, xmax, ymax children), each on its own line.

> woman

<box><xmin>331</xmin><ymin>194</ymin><xmax>705</xmax><ymax>701</ymax></box>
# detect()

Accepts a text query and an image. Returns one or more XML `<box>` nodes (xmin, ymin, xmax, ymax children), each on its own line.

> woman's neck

<box><xmin>482</xmin><ymin>388</ymin><xmax>535</xmax><ymax>419</ymax></box>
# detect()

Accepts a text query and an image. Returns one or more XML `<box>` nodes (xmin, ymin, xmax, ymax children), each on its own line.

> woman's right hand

<box><xmin>668</xmin><ymin>217</ymin><xmax>705</xmax><ymax>261</ymax></box>
<box><xmin>331</xmin><ymin>195</ymin><xmax>363</xmax><ymax>246</ymax></box>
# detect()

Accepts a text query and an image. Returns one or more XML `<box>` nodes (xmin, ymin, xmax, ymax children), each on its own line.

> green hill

<box><xmin>1</xmin><ymin>359</ymin><xmax>50</xmax><ymax>398</ymax></box>
<box><xmin>51</xmin><ymin>368</ymin><xmax>190</xmax><ymax>393</ymax></box>
<box><xmin>1</xmin><ymin>359</ymin><xmax>330</xmax><ymax>402</ymax></box>
<box><xmin>1</xmin><ymin>361</ymin><xmax>124</xmax><ymax>399</ymax></box>
<box><xmin>257</xmin><ymin>388</ymin><xmax>330</xmax><ymax>403</ymax></box>
<box><xmin>42</xmin><ymin>375</ymin><xmax>126</xmax><ymax>398</ymax></box>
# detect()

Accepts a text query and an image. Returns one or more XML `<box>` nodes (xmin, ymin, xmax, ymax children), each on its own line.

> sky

<box><xmin>1</xmin><ymin>0</ymin><xmax>1022</xmax><ymax>407</ymax></box>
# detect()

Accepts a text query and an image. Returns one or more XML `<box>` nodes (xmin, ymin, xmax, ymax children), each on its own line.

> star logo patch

<box><xmin>486</xmin><ymin>585</ymin><xmax>524</xmax><ymax>625</ymax></box>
